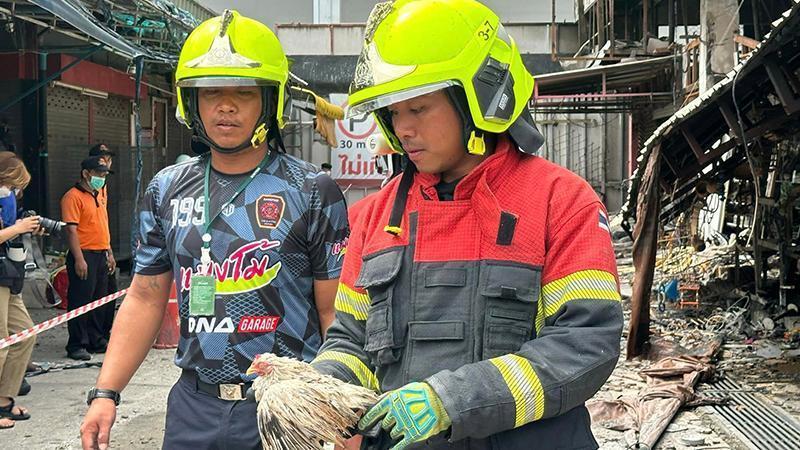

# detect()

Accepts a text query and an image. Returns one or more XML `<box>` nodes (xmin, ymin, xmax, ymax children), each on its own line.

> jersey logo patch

<box><xmin>179</xmin><ymin>239</ymin><xmax>283</xmax><ymax>296</ymax></box>
<box><xmin>256</xmin><ymin>195</ymin><xmax>285</xmax><ymax>229</ymax></box>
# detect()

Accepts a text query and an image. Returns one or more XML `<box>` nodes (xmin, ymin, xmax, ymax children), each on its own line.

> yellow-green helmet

<box><xmin>175</xmin><ymin>10</ymin><xmax>289</xmax><ymax>152</ymax></box>
<box><xmin>348</xmin><ymin>0</ymin><xmax>543</xmax><ymax>156</ymax></box>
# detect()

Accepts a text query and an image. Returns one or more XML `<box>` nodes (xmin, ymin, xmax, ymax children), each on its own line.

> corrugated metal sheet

<box><xmin>47</xmin><ymin>85</ymin><xmax>89</xmax><ymax>220</ymax></box>
<box><xmin>92</xmin><ymin>95</ymin><xmax>131</xmax><ymax>259</ymax></box>
<box><xmin>46</xmin><ymin>85</ymin><xmax>142</xmax><ymax>259</ymax></box>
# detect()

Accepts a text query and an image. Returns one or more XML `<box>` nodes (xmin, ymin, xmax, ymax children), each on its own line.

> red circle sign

<box><xmin>337</xmin><ymin>101</ymin><xmax>378</xmax><ymax>140</ymax></box>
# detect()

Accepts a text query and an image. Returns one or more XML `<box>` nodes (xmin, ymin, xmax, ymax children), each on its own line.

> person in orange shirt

<box><xmin>87</xmin><ymin>144</ymin><xmax>117</xmax><ymax>346</ymax></box>
<box><xmin>60</xmin><ymin>156</ymin><xmax>115</xmax><ymax>361</ymax></box>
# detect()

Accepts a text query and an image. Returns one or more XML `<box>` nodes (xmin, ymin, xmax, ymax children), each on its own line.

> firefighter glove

<box><xmin>358</xmin><ymin>382</ymin><xmax>451</xmax><ymax>450</ymax></box>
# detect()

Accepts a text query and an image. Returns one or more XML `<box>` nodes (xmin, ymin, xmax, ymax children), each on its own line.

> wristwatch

<box><xmin>87</xmin><ymin>388</ymin><xmax>121</xmax><ymax>406</ymax></box>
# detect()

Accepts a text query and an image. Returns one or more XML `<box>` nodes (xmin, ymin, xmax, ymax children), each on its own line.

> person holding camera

<box><xmin>0</xmin><ymin>152</ymin><xmax>41</xmax><ymax>430</ymax></box>
<box><xmin>60</xmin><ymin>156</ymin><xmax>114</xmax><ymax>361</ymax></box>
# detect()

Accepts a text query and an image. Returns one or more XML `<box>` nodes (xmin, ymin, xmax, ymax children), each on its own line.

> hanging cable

<box><xmin>130</xmin><ymin>55</ymin><xmax>145</xmax><ymax>269</ymax></box>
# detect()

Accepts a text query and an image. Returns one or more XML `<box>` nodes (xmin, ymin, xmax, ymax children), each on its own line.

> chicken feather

<box><xmin>248</xmin><ymin>353</ymin><xmax>379</xmax><ymax>450</ymax></box>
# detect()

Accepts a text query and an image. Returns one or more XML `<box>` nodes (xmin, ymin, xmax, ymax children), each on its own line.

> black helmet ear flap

<box><xmin>446</xmin><ymin>85</ymin><xmax>543</xmax><ymax>156</ymax></box>
<box><xmin>508</xmin><ymin>109</ymin><xmax>544</xmax><ymax>155</ymax></box>
<box><xmin>444</xmin><ymin>86</ymin><xmax>484</xmax><ymax>154</ymax></box>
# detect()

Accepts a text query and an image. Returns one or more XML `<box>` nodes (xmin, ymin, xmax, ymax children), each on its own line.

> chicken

<box><xmin>246</xmin><ymin>353</ymin><xmax>379</xmax><ymax>450</ymax></box>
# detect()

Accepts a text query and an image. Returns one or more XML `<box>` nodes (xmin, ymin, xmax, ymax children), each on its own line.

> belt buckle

<box><xmin>219</xmin><ymin>383</ymin><xmax>243</xmax><ymax>401</ymax></box>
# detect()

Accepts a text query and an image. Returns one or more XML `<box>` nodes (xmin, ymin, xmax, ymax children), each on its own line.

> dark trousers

<box><xmin>65</xmin><ymin>250</ymin><xmax>109</xmax><ymax>352</ymax></box>
<box><xmin>163</xmin><ymin>372</ymin><xmax>261</xmax><ymax>450</ymax></box>
<box><xmin>95</xmin><ymin>272</ymin><xmax>117</xmax><ymax>340</ymax></box>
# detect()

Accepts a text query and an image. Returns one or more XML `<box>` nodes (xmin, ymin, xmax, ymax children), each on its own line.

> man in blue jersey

<box><xmin>80</xmin><ymin>10</ymin><xmax>348</xmax><ymax>450</ymax></box>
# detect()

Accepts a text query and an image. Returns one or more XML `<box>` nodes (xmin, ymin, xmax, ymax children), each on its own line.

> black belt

<box><xmin>181</xmin><ymin>370</ymin><xmax>252</xmax><ymax>401</ymax></box>
<box><xmin>81</xmin><ymin>249</ymin><xmax>108</xmax><ymax>254</ymax></box>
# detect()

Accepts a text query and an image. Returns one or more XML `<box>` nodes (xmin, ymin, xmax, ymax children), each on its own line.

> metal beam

<box><xmin>661</xmin><ymin>151</ymin><xmax>680</xmax><ymax>175</ymax></box>
<box><xmin>0</xmin><ymin>45</ymin><xmax>102</xmax><ymax>114</ymax></box>
<box><xmin>680</xmin><ymin>125</ymin><xmax>706</xmax><ymax>162</ymax></box>
<box><xmin>674</xmin><ymin>110</ymin><xmax>798</xmax><ymax>180</ymax></box>
<box><xmin>764</xmin><ymin>59</ymin><xmax>800</xmax><ymax>114</ymax></box>
<box><xmin>718</xmin><ymin>101</ymin><xmax>743</xmax><ymax>140</ymax></box>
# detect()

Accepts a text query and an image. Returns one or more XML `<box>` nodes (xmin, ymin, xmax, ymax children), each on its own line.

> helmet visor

<box><xmin>346</xmin><ymin>80</ymin><xmax>457</xmax><ymax>119</ymax></box>
<box><xmin>177</xmin><ymin>77</ymin><xmax>277</xmax><ymax>88</ymax></box>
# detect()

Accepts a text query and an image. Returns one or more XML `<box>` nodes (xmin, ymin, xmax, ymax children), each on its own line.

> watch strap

<box><xmin>87</xmin><ymin>388</ymin><xmax>120</xmax><ymax>406</ymax></box>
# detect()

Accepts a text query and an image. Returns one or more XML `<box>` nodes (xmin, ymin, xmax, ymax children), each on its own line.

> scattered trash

<box><xmin>588</xmin><ymin>339</ymin><xmax>722</xmax><ymax>449</ymax></box>
<box><xmin>25</xmin><ymin>361</ymin><xmax>103</xmax><ymax>377</ymax></box>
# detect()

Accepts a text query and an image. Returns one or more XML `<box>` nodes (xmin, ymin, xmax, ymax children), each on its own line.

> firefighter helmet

<box><xmin>348</xmin><ymin>0</ymin><xmax>543</xmax><ymax>156</ymax></box>
<box><xmin>175</xmin><ymin>10</ymin><xmax>289</xmax><ymax>152</ymax></box>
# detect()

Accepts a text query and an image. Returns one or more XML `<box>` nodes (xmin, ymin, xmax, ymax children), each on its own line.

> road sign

<box><xmin>330</xmin><ymin>93</ymin><xmax>382</xmax><ymax>187</ymax></box>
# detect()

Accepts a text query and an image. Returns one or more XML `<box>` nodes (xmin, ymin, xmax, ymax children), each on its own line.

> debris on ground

<box><xmin>592</xmin><ymin>227</ymin><xmax>800</xmax><ymax>449</ymax></box>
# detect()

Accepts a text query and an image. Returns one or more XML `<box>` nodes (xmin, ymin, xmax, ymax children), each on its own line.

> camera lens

<box><xmin>38</xmin><ymin>217</ymin><xmax>65</xmax><ymax>235</ymax></box>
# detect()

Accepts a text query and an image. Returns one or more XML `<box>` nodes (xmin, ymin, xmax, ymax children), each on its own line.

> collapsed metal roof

<box><xmin>621</xmin><ymin>0</ymin><xmax>800</xmax><ymax>230</ymax></box>
<box><xmin>532</xmin><ymin>55</ymin><xmax>677</xmax><ymax>113</ymax></box>
<box><xmin>0</xmin><ymin>0</ymin><xmax>205</xmax><ymax>62</ymax></box>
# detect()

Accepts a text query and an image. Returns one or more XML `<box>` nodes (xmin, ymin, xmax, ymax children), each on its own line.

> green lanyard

<box><xmin>201</xmin><ymin>152</ymin><xmax>271</xmax><ymax>253</ymax></box>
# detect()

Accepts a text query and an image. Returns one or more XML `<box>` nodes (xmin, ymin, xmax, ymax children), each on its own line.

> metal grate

<box><xmin>701</xmin><ymin>378</ymin><xmax>800</xmax><ymax>450</ymax></box>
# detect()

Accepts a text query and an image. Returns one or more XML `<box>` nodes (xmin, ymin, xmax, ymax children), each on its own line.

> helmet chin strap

<box><xmin>187</xmin><ymin>86</ymin><xmax>273</xmax><ymax>154</ymax></box>
<box><xmin>192</xmin><ymin>121</ymin><xmax>268</xmax><ymax>154</ymax></box>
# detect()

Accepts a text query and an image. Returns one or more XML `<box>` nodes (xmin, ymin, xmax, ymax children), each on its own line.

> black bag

<box><xmin>0</xmin><ymin>251</ymin><xmax>25</xmax><ymax>294</ymax></box>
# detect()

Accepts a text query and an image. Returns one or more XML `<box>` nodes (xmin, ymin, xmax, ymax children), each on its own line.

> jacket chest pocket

<box><xmin>358</xmin><ymin>249</ymin><xmax>404</xmax><ymax>368</ymax></box>
<box><xmin>480</xmin><ymin>262</ymin><xmax>540</xmax><ymax>360</ymax></box>
<box><xmin>403</xmin><ymin>266</ymin><xmax>473</xmax><ymax>382</ymax></box>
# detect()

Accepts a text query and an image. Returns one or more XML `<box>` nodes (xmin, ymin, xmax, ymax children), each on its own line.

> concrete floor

<box><xmin>2</xmin><ymin>302</ymin><xmax>179</xmax><ymax>449</ymax></box>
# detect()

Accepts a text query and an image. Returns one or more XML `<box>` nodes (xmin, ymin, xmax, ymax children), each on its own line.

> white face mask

<box><xmin>0</xmin><ymin>186</ymin><xmax>15</xmax><ymax>198</ymax></box>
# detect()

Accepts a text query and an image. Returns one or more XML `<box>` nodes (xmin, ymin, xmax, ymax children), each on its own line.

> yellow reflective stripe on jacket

<box><xmin>489</xmin><ymin>354</ymin><xmax>545</xmax><ymax>427</ymax></box>
<box><xmin>536</xmin><ymin>269</ymin><xmax>620</xmax><ymax>331</ymax></box>
<box><xmin>334</xmin><ymin>283</ymin><xmax>371</xmax><ymax>321</ymax></box>
<box><xmin>314</xmin><ymin>350</ymin><xmax>380</xmax><ymax>391</ymax></box>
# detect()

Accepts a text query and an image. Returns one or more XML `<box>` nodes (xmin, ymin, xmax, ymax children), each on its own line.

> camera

<box><xmin>21</xmin><ymin>210</ymin><xmax>66</xmax><ymax>235</ymax></box>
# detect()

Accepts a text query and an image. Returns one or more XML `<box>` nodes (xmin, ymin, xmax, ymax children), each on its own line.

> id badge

<box><xmin>189</xmin><ymin>275</ymin><xmax>216</xmax><ymax>316</ymax></box>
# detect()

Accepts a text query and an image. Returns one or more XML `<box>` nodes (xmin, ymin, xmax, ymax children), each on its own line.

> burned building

<box><xmin>618</xmin><ymin>0</ymin><xmax>800</xmax><ymax>359</ymax></box>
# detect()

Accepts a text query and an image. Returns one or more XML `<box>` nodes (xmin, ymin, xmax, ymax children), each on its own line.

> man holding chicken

<box><xmin>312</xmin><ymin>1</ymin><xmax>623</xmax><ymax>449</ymax></box>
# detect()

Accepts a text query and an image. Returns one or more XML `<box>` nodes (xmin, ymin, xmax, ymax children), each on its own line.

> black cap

<box><xmin>89</xmin><ymin>143</ymin><xmax>115</xmax><ymax>158</ymax></box>
<box><xmin>81</xmin><ymin>156</ymin><xmax>111</xmax><ymax>173</ymax></box>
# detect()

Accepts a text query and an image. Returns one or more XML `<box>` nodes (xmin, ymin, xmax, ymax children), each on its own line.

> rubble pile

<box><xmin>594</xmin><ymin>232</ymin><xmax>800</xmax><ymax>449</ymax></box>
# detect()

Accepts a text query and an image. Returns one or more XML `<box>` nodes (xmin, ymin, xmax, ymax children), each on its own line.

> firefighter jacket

<box><xmin>312</xmin><ymin>136</ymin><xmax>623</xmax><ymax>450</ymax></box>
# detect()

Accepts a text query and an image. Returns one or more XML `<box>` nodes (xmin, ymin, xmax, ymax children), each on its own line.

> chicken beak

<box><xmin>245</xmin><ymin>365</ymin><xmax>257</xmax><ymax>376</ymax></box>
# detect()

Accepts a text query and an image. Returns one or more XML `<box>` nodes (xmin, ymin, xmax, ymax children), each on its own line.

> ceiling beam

<box><xmin>764</xmin><ymin>58</ymin><xmax>800</xmax><ymax>114</ymax></box>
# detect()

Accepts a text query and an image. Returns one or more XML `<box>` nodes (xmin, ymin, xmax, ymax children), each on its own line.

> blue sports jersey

<box><xmin>135</xmin><ymin>151</ymin><xmax>349</xmax><ymax>384</ymax></box>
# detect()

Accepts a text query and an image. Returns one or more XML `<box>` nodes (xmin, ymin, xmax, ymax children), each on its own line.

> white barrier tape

<box><xmin>0</xmin><ymin>289</ymin><xmax>128</xmax><ymax>351</ymax></box>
